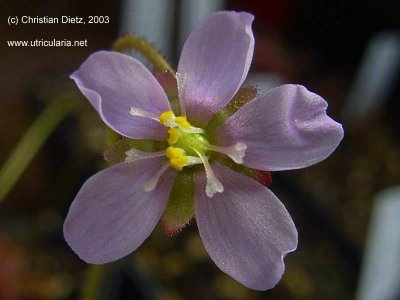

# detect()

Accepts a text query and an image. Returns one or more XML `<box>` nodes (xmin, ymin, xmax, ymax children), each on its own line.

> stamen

<box><xmin>130</xmin><ymin>107</ymin><xmax>160</xmax><ymax>121</ymax></box>
<box><xmin>159</xmin><ymin>110</ymin><xmax>175</xmax><ymax>122</ymax></box>
<box><xmin>175</xmin><ymin>116</ymin><xmax>191</xmax><ymax>129</ymax></box>
<box><xmin>174</xmin><ymin>115</ymin><xmax>204</xmax><ymax>133</ymax></box>
<box><xmin>176</xmin><ymin>72</ymin><xmax>188</xmax><ymax>117</ymax></box>
<box><xmin>159</xmin><ymin>110</ymin><xmax>179</xmax><ymax>128</ymax></box>
<box><xmin>159</xmin><ymin>110</ymin><xmax>204</xmax><ymax>133</ymax></box>
<box><xmin>125</xmin><ymin>149</ymin><xmax>165</xmax><ymax>163</ymax></box>
<box><xmin>192</xmin><ymin>149</ymin><xmax>224</xmax><ymax>198</ymax></box>
<box><xmin>143</xmin><ymin>162</ymin><xmax>170</xmax><ymax>192</ymax></box>
<box><xmin>167</xmin><ymin>128</ymin><xmax>181</xmax><ymax>145</ymax></box>
<box><xmin>166</xmin><ymin>146</ymin><xmax>190</xmax><ymax>171</ymax></box>
<box><xmin>204</xmin><ymin>142</ymin><xmax>247</xmax><ymax>164</ymax></box>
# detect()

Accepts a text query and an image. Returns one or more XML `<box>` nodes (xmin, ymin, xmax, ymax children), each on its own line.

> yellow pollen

<box><xmin>159</xmin><ymin>110</ymin><xmax>175</xmax><ymax>124</ymax></box>
<box><xmin>166</xmin><ymin>146</ymin><xmax>189</xmax><ymax>171</ymax></box>
<box><xmin>167</xmin><ymin>128</ymin><xmax>181</xmax><ymax>145</ymax></box>
<box><xmin>175</xmin><ymin>116</ymin><xmax>191</xmax><ymax>129</ymax></box>
<box><xmin>160</xmin><ymin>110</ymin><xmax>208</xmax><ymax>171</ymax></box>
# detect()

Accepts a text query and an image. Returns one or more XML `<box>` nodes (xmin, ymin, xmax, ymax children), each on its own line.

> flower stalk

<box><xmin>80</xmin><ymin>265</ymin><xmax>103</xmax><ymax>300</ymax></box>
<box><xmin>112</xmin><ymin>36</ymin><xmax>175</xmax><ymax>74</ymax></box>
<box><xmin>0</xmin><ymin>95</ymin><xmax>77</xmax><ymax>203</ymax></box>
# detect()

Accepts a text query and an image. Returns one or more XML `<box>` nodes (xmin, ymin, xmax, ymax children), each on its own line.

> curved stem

<box><xmin>80</xmin><ymin>265</ymin><xmax>103</xmax><ymax>300</ymax></box>
<box><xmin>113</xmin><ymin>35</ymin><xmax>175</xmax><ymax>74</ymax></box>
<box><xmin>0</xmin><ymin>96</ymin><xmax>77</xmax><ymax>203</ymax></box>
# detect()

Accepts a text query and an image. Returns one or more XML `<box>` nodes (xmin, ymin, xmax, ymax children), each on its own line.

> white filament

<box><xmin>193</xmin><ymin>149</ymin><xmax>224</xmax><ymax>198</ymax></box>
<box><xmin>187</xmin><ymin>156</ymin><xmax>203</xmax><ymax>166</ymax></box>
<box><xmin>204</xmin><ymin>142</ymin><xmax>247</xmax><ymax>164</ymax></box>
<box><xmin>161</xmin><ymin>112</ymin><xmax>204</xmax><ymax>133</ymax></box>
<box><xmin>130</xmin><ymin>107</ymin><xmax>160</xmax><ymax>121</ymax></box>
<box><xmin>125</xmin><ymin>149</ymin><xmax>165</xmax><ymax>163</ymax></box>
<box><xmin>143</xmin><ymin>162</ymin><xmax>170</xmax><ymax>192</ymax></box>
<box><xmin>162</xmin><ymin>116</ymin><xmax>177</xmax><ymax>128</ymax></box>
<box><xmin>180</xmin><ymin>126</ymin><xmax>204</xmax><ymax>134</ymax></box>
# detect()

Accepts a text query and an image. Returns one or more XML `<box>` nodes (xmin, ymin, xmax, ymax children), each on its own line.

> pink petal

<box><xmin>195</xmin><ymin>162</ymin><xmax>297</xmax><ymax>290</ymax></box>
<box><xmin>177</xmin><ymin>11</ymin><xmax>254</xmax><ymax>127</ymax></box>
<box><xmin>63</xmin><ymin>157</ymin><xmax>176</xmax><ymax>264</ymax></box>
<box><xmin>215</xmin><ymin>84</ymin><xmax>344</xmax><ymax>171</ymax></box>
<box><xmin>71</xmin><ymin>51</ymin><xmax>171</xmax><ymax>140</ymax></box>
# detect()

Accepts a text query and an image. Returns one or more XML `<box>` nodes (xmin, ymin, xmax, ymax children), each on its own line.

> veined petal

<box><xmin>71</xmin><ymin>51</ymin><xmax>171</xmax><ymax>140</ymax></box>
<box><xmin>177</xmin><ymin>11</ymin><xmax>254</xmax><ymax>127</ymax></box>
<box><xmin>215</xmin><ymin>84</ymin><xmax>344</xmax><ymax>171</ymax></box>
<box><xmin>63</xmin><ymin>157</ymin><xmax>176</xmax><ymax>264</ymax></box>
<box><xmin>195</xmin><ymin>162</ymin><xmax>297</xmax><ymax>290</ymax></box>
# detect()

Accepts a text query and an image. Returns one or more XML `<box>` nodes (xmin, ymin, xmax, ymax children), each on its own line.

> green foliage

<box><xmin>161</xmin><ymin>168</ymin><xmax>196</xmax><ymax>235</ymax></box>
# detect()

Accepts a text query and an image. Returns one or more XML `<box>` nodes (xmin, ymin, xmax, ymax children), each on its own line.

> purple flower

<box><xmin>64</xmin><ymin>11</ymin><xmax>343</xmax><ymax>290</ymax></box>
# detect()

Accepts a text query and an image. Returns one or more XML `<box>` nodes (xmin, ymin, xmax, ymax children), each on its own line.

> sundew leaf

<box><xmin>161</xmin><ymin>168</ymin><xmax>196</xmax><ymax>236</ymax></box>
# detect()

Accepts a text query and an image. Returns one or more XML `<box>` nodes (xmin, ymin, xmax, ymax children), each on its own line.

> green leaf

<box><xmin>161</xmin><ymin>168</ymin><xmax>195</xmax><ymax>236</ymax></box>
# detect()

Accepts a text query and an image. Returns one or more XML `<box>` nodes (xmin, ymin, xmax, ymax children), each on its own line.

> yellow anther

<box><xmin>167</xmin><ymin>128</ymin><xmax>181</xmax><ymax>145</ymax></box>
<box><xmin>166</xmin><ymin>146</ymin><xmax>180</xmax><ymax>159</ymax></box>
<box><xmin>175</xmin><ymin>116</ymin><xmax>191</xmax><ymax>129</ymax></box>
<box><xmin>166</xmin><ymin>146</ymin><xmax>189</xmax><ymax>171</ymax></box>
<box><xmin>159</xmin><ymin>110</ymin><xmax>175</xmax><ymax>125</ymax></box>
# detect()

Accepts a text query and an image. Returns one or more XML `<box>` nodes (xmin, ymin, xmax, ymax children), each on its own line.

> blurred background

<box><xmin>1</xmin><ymin>0</ymin><xmax>400</xmax><ymax>299</ymax></box>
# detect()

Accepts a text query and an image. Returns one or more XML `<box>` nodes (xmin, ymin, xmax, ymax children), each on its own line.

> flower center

<box><xmin>160</xmin><ymin>110</ymin><xmax>208</xmax><ymax>171</ymax></box>
<box><xmin>157</xmin><ymin>110</ymin><xmax>247</xmax><ymax>197</ymax></box>
<box><xmin>129</xmin><ymin>107</ymin><xmax>247</xmax><ymax>197</ymax></box>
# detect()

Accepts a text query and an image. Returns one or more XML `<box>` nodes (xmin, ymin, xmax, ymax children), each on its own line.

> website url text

<box><xmin>7</xmin><ymin>38</ymin><xmax>88</xmax><ymax>47</ymax></box>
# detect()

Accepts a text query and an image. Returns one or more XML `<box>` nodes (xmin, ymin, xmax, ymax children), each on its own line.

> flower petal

<box><xmin>155</xmin><ymin>72</ymin><xmax>181</xmax><ymax>115</ymax></box>
<box><xmin>177</xmin><ymin>11</ymin><xmax>254</xmax><ymax>127</ymax></box>
<box><xmin>63</xmin><ymin>157</ymin><xmax>176</xmax><ymax>264</ymax></box>
<box><xmin>215</xmin><ymin>84</ymin><xmax>344</xmax><ymax>171</ymax></box>
<box><xmin>71</xmin><ymin>51</ymin><xmax>171</xmax><ymax>140</ymax></box>
<box><xmin>194</xmin><ymin>162</ymin><xmax>297</xmax><ymax>290</ymax></box>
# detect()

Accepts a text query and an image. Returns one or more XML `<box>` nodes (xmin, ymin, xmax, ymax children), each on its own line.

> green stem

<box><xmin>113</xmin><ymin>35</ymin><xmax>175</xmax><ymax>74</ymax></box>
<box><xmin>0</xmin><ymin>97</ymin><xmax>77</xmax><ymax>203</ymax></box>
<box><xmin>80</xmin><ymin>265</ymin><xmax>103</xmax><ymax>300</ymax></box>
